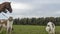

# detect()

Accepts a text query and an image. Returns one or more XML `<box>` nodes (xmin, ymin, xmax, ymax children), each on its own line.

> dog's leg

<box><xmin>0</xmin><ymin>24</ymin><xmax>2</xmax><ymax>33</ymax></box>
<box><xmin>7</xmin><ymin>27</ymin><xmax>12</xmax><ymax>34</ymax></box>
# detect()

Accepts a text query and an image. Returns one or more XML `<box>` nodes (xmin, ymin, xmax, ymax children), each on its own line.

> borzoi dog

<box><xmin>0</xmin><ymin>17</ymin><xmax>13</xmax><ymax>34</ymax></box>
<box><xmin>46</xmin><ymin>22</ymin><xmax>55</xmax><ymax>34</ymax></box>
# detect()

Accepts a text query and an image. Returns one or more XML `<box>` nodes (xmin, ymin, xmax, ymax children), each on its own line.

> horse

<box><xmin>46</xmin><ymin>22</ymin><xmax>55</xmax><ymax>34</ymax></box>
<box><xmin>0</xmin><ymin>17</ymin><xmax>13</xmax><ymax>34</ymax></box>
<box><xmin>0</xmin><ymin>2</ymin><xmax>12</xmax><ymax>13</ymax></box>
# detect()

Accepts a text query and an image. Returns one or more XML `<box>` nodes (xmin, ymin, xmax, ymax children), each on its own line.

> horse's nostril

<box><xmin>9</xmin><ymin>11</ymin><xmax>12</xmax><ymax>13</ymax></box>
<box><xmin>10</xmin><ymin>12</ymin><xmax>12</xmax><ymax>13</ymax></box>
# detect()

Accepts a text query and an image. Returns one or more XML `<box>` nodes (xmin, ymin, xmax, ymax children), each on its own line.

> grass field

<box><xmin>0</xmin><ymin>25</ymin><xmax>60</xmax><ymax>34</ymax></box>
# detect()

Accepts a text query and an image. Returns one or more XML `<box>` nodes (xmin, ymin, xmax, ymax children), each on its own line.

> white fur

<box><xmin>7</xmin><ymin>20</ymin><xmax>13</xmax><ymax>31</ymax></box>
<box><xmin>46</xmin><ymin>22</ymin><xmax>55</xmax><ymax>34</ymax></box>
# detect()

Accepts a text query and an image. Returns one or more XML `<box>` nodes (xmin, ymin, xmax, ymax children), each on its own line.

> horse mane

<box><xmin>2</xmin><ymin>2</ymin><xmax>11</xmax><ymax>4</ymax></box>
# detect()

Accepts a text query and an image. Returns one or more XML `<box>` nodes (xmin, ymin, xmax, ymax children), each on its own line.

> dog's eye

<box><xmin>47</xmin><ymin>25</ymin><xmax>50</xmax><ymax>27</ymax></box>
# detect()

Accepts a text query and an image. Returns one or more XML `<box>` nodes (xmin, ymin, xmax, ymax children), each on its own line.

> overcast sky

<box><xmin>0</xmin><ymin>0</ymin><xmax>60</xmax><ymax>19</ymax></box>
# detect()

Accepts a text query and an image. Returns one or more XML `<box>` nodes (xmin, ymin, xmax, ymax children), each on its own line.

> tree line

<box><xmin>13</xmin><ymin>17</ymin><xmax>60</xmax><ymax>26</ymax></box>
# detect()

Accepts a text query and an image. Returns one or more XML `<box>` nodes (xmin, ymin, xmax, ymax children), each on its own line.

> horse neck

<box><xmin>1</xmin><ymin>3</ymin><xmax>6</xmax><ymax>7</ymax></box>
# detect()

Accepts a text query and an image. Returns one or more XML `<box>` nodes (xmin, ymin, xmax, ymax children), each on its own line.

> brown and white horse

<box><xmin>0</xmin><ymin>17</ymin><xmax>13</xmax><ymax>34</ymax></box>
<box><xmin>0</xmin><ymin>2</ymin><xmax>12</xmax><ymax>13</ymax></box>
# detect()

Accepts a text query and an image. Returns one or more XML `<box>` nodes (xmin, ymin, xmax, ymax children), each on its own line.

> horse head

<box><xmin>2</xmin><ymin>2</ymin><xmax>12</xmax><ymax>13</ymax></box>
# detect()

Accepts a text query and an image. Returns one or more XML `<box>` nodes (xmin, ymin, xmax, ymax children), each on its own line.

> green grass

<box><xmin>0</xmin><ymin>25</ymin><xmax>60</xmax><ymax>34</ymax></box>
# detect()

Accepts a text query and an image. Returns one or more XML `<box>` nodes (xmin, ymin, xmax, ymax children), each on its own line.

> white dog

<box><xmin>46</xmin><ymin>22</ymin><xmax>55</xmax><ymax>34</ymax></box>
<box><xmin>0</xmin><ymin>17</ymin><xmax>13</xmax><ymax>34</ymax></box>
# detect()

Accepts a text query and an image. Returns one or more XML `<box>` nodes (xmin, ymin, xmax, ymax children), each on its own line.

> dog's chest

<box><xmin>7</xmin><ymin>20</ymin><xmax>13</xmax><ymax>28</ymax></box>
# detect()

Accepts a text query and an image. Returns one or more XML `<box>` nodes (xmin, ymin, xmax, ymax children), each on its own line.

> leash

<box><xmin>2</xmin><ymin>13</ymin><xmax>8</xmax><ymax>18</ymax></box>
